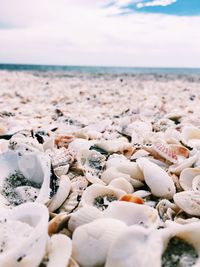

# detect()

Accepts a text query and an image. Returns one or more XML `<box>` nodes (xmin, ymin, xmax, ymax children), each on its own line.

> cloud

<box><xmin>136</xmin><ymin>0</ymin><xmax>177</xmax><ymax>8</ymax></box>
<box><xmin>0</xmin><ymin>0</ymin><xmax>200</xmax><ymax>67</ymax></box>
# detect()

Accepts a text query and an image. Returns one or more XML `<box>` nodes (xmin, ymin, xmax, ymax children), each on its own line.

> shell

<box><xmin>119</xmin><ymin>194</ymin><xmax>144</xmax><ymax>204</ymax></box>
<box><xmin>68</xmin><ymin>138</ymin><xmax>95</xmax><ymax>153</ymax></box>
<box><xmin>106</xmin><ymin>155</ymin><xmax>144</xmax><ymax>181</ymax></box>
<box><xmin>0</xmin><ymin>151</ymin><xmax>51</xmax><ymax>208</ymax></box>
<box><xmin>101</xmin><ymin>167</ymin><xmax>131</xmax><ymax>184</ymax></box>
<box><xmin>95</xmin><ymin>139</ymin><xmax>132</xmax><ymax>154</ymax></box>
<box><xmin>47</xmin><ymin>175</ymin><xmax>71</xmax><ymax>212</ymax></box>
<box><xmin>173</xmin><ymin>191</ymin><xmax>200</xmax><ymax>216</ymax></box>
<box><xmin>70</xmin><ymin>176</ymin><xmax>88</xmax><ymax>192</ymax></box>
<box><xmin>104</xmin><ymin>201</ymin><xmax>160</xmax><ymax>229</ymax></box>
<box><xmin>137</xmin><ymin>157</ymin><xmax>176</xmax><ymax>199</ymax></box>
<box><xmin>68</xmin><ymin>206</ymin><xmax>103</xmax><ymax>232</ymax></box>
<box><xmin>182</xmin><ymin>126</ymin><xmax>200</xmax><ymax>142</ymax></box>
<box><xmin>48</xmin><ymin>213</ymin><xmax>70</xmax><ymax>235</ymax></box>
<box><xmin>55</xmin><ymin>135</ymin><xmax>75</xmax><ymax>148</ymax></box>
<box><xmin>192</xmin><ymin>175</ymin><xmax>200</xmax><ymax>191</ymax></box>
<box><xmin>179</xmin><ymin>167</ymin><xmax>200</xmax><ymax>191</ymax></box>
<box><xmin>81</xmin><ymin>184</ymin><xmax>126</xmax><ymax>211</ymax></box>
<box><xmin>169</xmin><ymin>152</ymin><xmax>199</xmax><ymax>175</ymax></box>
<box><xmin>105</xmin><ymin>225</ymin><xmax>162</xmax><ymax>267</ymax></box>
<box><xmin>156</xmin><ymin>199</ymin><xmax>180</xmax><ymax>222</ymax></box>
<box><xmin>0</xmin><ymin>202</ymin><xmax>49</xmax><ymax>267</ymax></box>
<box><xmin>143</xmin><ymin>143</ymin><xmax>178</xmax><ymax>164</ymax></box>
<box><xmin>58</xmin><ymin>191</ymin><xmax>82</xmax><ymax>214</ymax></box>
<box><xmin>109</xmin><ymin>178</ymin><xmax>134</xmax><ymax>194</ymax></box>
<box><xmin>72</xmin><ymin>218</ymin><xmax>127</xmax><ymax>267</ymax></box>
<box><xmin>43</xmin><ymin>234</ymin><xmax>72</xmax><ymax>267</ymax></box>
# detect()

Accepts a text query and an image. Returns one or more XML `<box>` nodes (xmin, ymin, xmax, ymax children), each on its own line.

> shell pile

<box><xmin>1</xmin><ymin>72</ymin><xmax>200</xmax><ymax>266</ymax></box>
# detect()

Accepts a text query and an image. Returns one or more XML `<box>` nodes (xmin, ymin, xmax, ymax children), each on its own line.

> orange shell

<box><xmin>55</xmin><ymin>135</ymin><xmax>75</xmax><ymax>148</ymax></box>
<box><xmin>119</xmin><ymin>194</ymin><xmax>144</xmax><ymax>204</ymax></box>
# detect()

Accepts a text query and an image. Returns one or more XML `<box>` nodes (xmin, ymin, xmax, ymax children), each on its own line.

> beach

<box><xmin>1</xmin><ymin>69</ymin><xmax>200</xmax><ymax>266</ymax></box>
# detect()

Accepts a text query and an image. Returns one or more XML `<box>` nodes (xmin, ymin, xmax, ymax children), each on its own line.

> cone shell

<box><xmin>72</xmin><ymin>218</ymin><xmax>127</xmax><ymax>267</ymax></box>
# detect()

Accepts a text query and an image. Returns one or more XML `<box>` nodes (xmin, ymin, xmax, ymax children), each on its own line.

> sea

<box><xmin>1</xmin><ymin>64</ymin><xmax>200</xmax><ymax>75</ymax></box>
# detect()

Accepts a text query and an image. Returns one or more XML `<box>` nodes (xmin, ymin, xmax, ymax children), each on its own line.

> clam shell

<box><xmin>104</xmin><ymin>201</ymin><xmax>159</xmax><ymax>229</ymax></box>
<box><xmin>179</xmin><ymin>167</ymin><xmax>200</xmax><ymax>191</ymax></box>
<box><xmin>72</xmin><ymin>218</ymin><xmax>127</xmax><ymax>267</ymax></box>
<box><xmin>101</xmin><ymin>167</ymin><xmax>131</xmax><ymax>184</ymax></box>
<box><xmin>68</xmin><ymin>206</ymin><xmax>103</xmax><ymax>232</ymax></box>
<box><xmin>182</xmin><ymin>126</ymin><xmax>200</xmax><ymax>142</ymax></box>
<box><xmin>137</xmin><ymin>157</ymin><xmax>176</xmax><ymax>199</ymax></box>
<box><xmin>95</xmin><ymin>139</ymin><xmax>132</xmax><ymax>154</ymax></box>
<box><xmin>174</xmin><ymin>191</ymin><xmax>200</xmax><ymax>216</ymax></box>
<box><xmin>0</xmin><ymin>202</ymin><xmax>49</xmax><ymax>267</ymax></box>
<box><xmin>81</xmin><ymin>184</ymin><xmax>126</xmax><ymax>210</ymax></box>
<box><xmin>109</xmin><ymin>178</ymin><xmax>134</xmax><ymax>194</ymax></box>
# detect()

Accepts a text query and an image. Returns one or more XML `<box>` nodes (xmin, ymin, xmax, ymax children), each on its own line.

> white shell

<box><xmin>81</xmin><ymin>184</ymin><xmax>126</xmax><ymax>210</ymax></box>
<box><xmin>47</xmin><ymin>175</ymin><xmax>71</xmax><ymax>212</ymax></box>
<box><xmin>95</xmin><ymin>139</ymin><xmax>131</xmax><ymax>153</ymax></box>
<box><xmin>104</xmin><ymin>201</ymin><xmax>160</xmax><ymax>229</ymax></box>
<box><xmin>0</xmin><ymin>202</ymin><xmax>49</xmax><ymax>267</ymax></box>
<box><xmin>72</xmin><ymin>218</ymin><xmax>127</xmax><ymax>267</ymax></box>
<box><xmin>68</xmin><ymin>206</ymin><xmax>103</xmax><ymax>232</ymax></box>
<box><xmin>109</xmin><ymin>178</ymin><xmax>134</xmax><ymax>193</ymax></box>
<box><xmin>105</xmin><ymin>225</ymin><xmax>162</xmax><ymax>267</ymax></box>
<box><xmin>137</xmin><ymin>157</ymin><xmax>176</xmax><ymax>199</ymax></box>
<box><xmin>179</xmin><ymin>167</ymin><xmax>200</xmax><ymax>190</ymax></box>
<box><xmin>101</xmin><ymin>167</ymin><xmax>131</xmax><ymax>184</ymax></box>
<box><xmin>192</xmin><ymin>175</ymin><xmax>200</xmax><ymax>191</ymax></box>
<box><xmin>0</xmin><ymin>151</ymin><xmax>51</xmax><ymax>208</ymax></box>
<box><xmin>44</xmin><ymin>234</ymin><xmax>72</xmax><ymax>267</ymax></box>
<box><xmin>174</xmin><ymin>190</ymin><xmax>200</xmax><ymax>216</ymax></box>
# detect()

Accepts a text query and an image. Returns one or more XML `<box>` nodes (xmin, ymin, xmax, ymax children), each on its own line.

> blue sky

<box><xmin>0</xmin><ymin>0</ymin><xmax>200</xmax><ymax>67</ymax></box>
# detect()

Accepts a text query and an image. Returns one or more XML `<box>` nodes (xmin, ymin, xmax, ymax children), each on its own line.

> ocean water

<box><xmin>1</xmin><ymin>64</ymin><xmax>200</xmax><ymax>75</ymax></box>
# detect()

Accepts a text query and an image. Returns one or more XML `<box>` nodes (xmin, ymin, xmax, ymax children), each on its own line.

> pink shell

<box><xmin>152</xmin><ymin>143</ymin><xmax>178</xmax><ymax>163</ymax></box>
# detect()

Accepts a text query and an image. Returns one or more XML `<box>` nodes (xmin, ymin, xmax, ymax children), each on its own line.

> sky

<box><xmin>0</xmin><ymin>0</ymin><xmax>200</xmax><ymax>67</ymax></box>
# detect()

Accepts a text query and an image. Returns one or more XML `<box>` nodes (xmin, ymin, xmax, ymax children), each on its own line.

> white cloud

<box><xmin>0</xmin><ymin>0</ymin><xmax>200</xmax><ymax>67</ymax></box>
<box><xmin>137</xmin><ymin>0</ymin><xmax>177</xmax><ymax>8</ymax></box>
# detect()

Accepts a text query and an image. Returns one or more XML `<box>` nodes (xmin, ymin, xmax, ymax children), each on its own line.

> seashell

<box><xmin>182</xmin><ymin>126</ymin><xmax>200</xmax><ymax>142</ymax></box>
<box><xmin>169</xmin><ymin>144</ymin><xmax>189</xmax><ymax>158</ymax></box>
<box><xmin>130</xmin><ymin>149</ymin><xmax>149</xmax><ymax>160</ymax></box>
<box><xmin>174</xmin><ymin>190</ymin><xmax>200</xmax><ymax>216</ymax></box>
<box><xmin>85</xmin><ymin>171</ymin><xmax>106</xmax><ymax>185</ymax></box>
<box><xmin>48</xmin><ymin>213</ymin><xmax>70</xmax><ymax>235</ymax></box>
<box><xmin>161</xmin><ymin>220</ymin><xmax>200</xmax><ymax>267</ymax></box>
<box><xmin>0</xmin><ymin>202</ymin><xmax>49</xmax><ymax>267</ymax></box>
<box><xmin>164</xmin><ymin>128</ymin><xmax>182</xmax><ymax>144</ymax></box>
<box><xmin>55</xmin><ymin>135</ymin><xmax>75</xmax><ymax>148</ymax></box>
<box><xmin>50</xmin><ymin>147</ymin><xmax>75</xmax><ymax>175</ymax></box>
<box><xmin>70</xmin><ymin>176</ymin><xmax>88</xmax><ymax>192</ymax></box>
<box><xmin>72</xmin><ymin>218</ymin><xmax>127</xmax><ymax>267</ymax></box>
<box><xmin>169</xmin><ymin>152</ymin><xmax>199</xmax><ymax>175</ymax></box>
<box><xmin>42</xmin><ymin>234</ymin><xmax>72</xmax><ymax>267</ymax></box>
<box><xmin>47</xmin><ymin>175</ymin><xmax>71</xmax><ymax>212</ymax></box>
<box><xmin>133</xmin><ymin>190</ymin><xmax>151</xmax><ymax>198</ymax></box>
<box><xmin>104</xmin><ymin>201</ymin><xmax>159</xmax><ymax>228</ymax></box>
<box><xmin>109</xmin><ymin>178</ymin><xmax>134</xmax><ymax>193</ymax></box>
<box><xmin>143</xmin><ymin>143</ymin><xmax>178</xmax><ymax>164</ymax></box>
<box><xmin>192</xmin><ymin>175</ymin><xmax>200</xmax><ymax>191</ymax></box>
<box><xmin>68</xmin><ymin>257</ymin><xmax>80</xmax><ymax>267</ymax></box>
<box><xmin>68</xmin><ymin>206</ymin><xmax>103</xmax><ymax>232</ymax></box>
<box><xmin>0</xmin><ymin>151</ymin><xmax>51</xmax><ymax>208</ymax></box>
<box><xmin>105</xmin><ymin>225</ymin><xmax>162</xmax><ymax>267</ymax></box>
<box><xmin>58</xmin><ymin>191</ymin><xmax>82</xmax><ymax>214</ymax></box>
<box><xmin>0</xmin><ymin>139</ymin><xmax>9</xmax><ymax>154</ymax></box>
<box><xmin>119</xmin><ymin>194</ymin><xmax>144</xmax><ymax>204</ymax></box>
<box><xmin>156</xmin><ymin>199</ymin><xmax>180</xmax><ymax>222</ymax></box>
<box><xmin>68</xmin><ymin>138</ymin><xmax>95</xmax><ymax>153</ymax></box>
<box><xmin>95</xmin><ymin>139</ymin><xmax>132</xmax><ymax>154</ymax></box>
<box><xmin>9</xmin><ymin>132</ymin><xmax>43</xmax><ymax>152</ymax></box>
<box><xmin>81</xmin><ymin>184</ymin><xmax>125</xmax><ymax>211</ymax></box>
<box><xmin>179</xmin><ymin>167</ymin><xmax>200</xmax><ymax>191</ymax></box>
<box><xmin>137</xmin><ymin>157</ymin><xmax>176</xmax><ymax>199</ymax></box>
<box><xmin>101</xmin><ymin>167</ymin><xmax>131</xmax><ymax>184</ymax></box>
<box><xmin>106</xmin><ymin>155</ymin><xmax>144</xmax><ymax>181</ymax></box>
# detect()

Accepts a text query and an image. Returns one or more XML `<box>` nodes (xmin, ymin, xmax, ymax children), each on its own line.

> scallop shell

<box><xmin>0</xmin><ymin>202</ymin><xmax>49</xmax><ymax>267</ymax></box>
<box><xmin>0</xmin><ymin>151</ymin><xmax>51</xmax><ymax>208</ymax></box>
<box><xmin>72</xmin><ymin>218</ymin><xmax>127</xmax><ymax>267</ymax></box>
<box><xmin>68</xmin><ymin>206</ymin><xmax>103</xmax><ymax>232</ymax></box>
<box><xmin>143</xmin><ymin>143</ymin><xmax>178</xmax><ymax>164</ymax></box>
<box><xmin>173</xmin><ymin>190</ymin><xmax>200</xmax><ymax>216</ymax></box>
<box><xmin>81</xmin><ymin>184</ymin><xmax>126</xmax><ymax>210</ymax></box>
<box><xmin>137</xmin><ymin>157</ymin><xmax>176</xmax><ymax>199</ymax></box>
<box><xmin>109</xmin><ymin>178</ymin><xmax>134</xmax><ymax>194</ymax></box>
<box><xmin>179</xmin><ymin>167</ymin><xmax>200</xmax><ymax>191</ymax></box>
<box><xmin>104</xmin><ymin>201</ymin><xmax>159</xmax><ymax>229</ymax></box>
<box><xmin>58</xmin><ymin>191</ymin><xmax>82</xmax><ymax>214</ymax></box>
